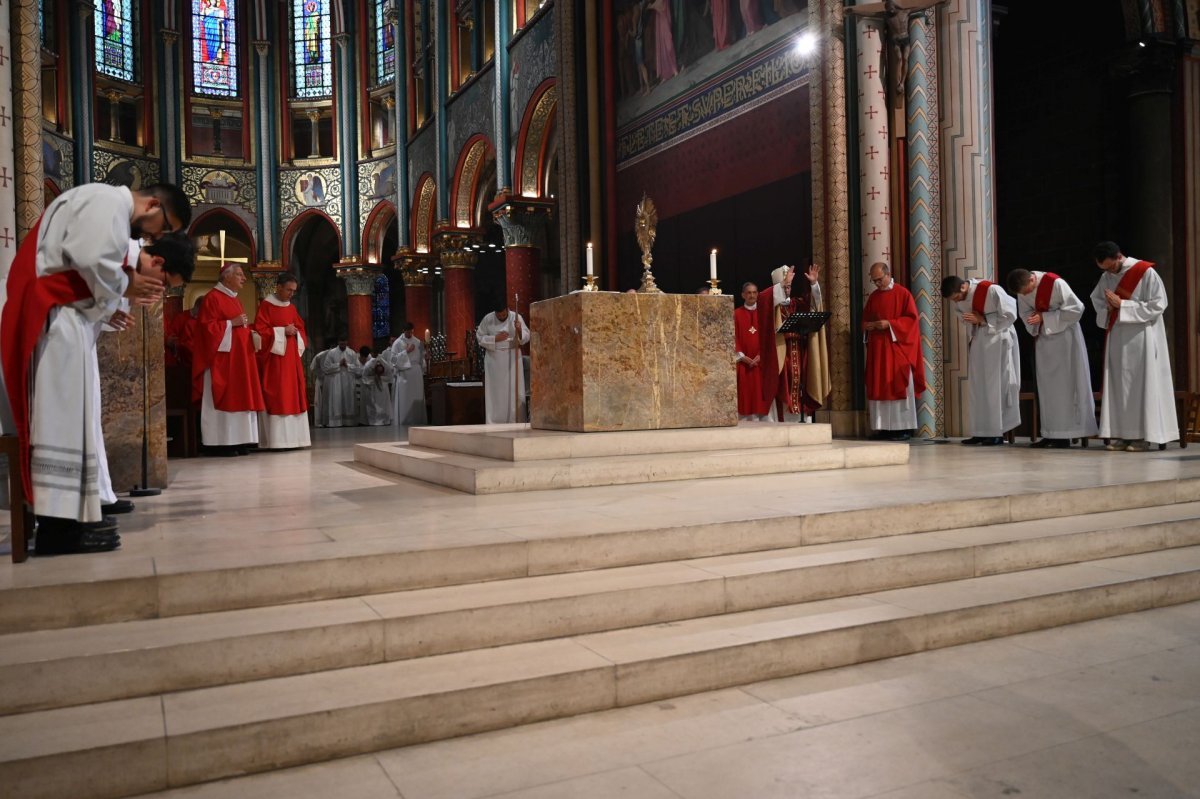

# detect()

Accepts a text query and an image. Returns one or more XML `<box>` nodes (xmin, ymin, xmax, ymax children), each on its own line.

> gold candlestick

<box><xmin>707</xmin><ymin>278</ymin><xmax>722</xmax><ymax>295</ymax></box>
<box><xmin>581</xmin><ymin>274</ymin><xmax>599</xmax><ymax>291</ymax></box>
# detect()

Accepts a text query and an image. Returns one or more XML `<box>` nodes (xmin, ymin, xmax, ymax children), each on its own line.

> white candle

<box><xmin>586</xmin><ymin>243</ymin><xmax>594</xmax><ymax>277</ymax></box>
<box><xmin>710</xmin><ymin>249</ymin><xmax>718</xmax><ymax>281</ymax></box>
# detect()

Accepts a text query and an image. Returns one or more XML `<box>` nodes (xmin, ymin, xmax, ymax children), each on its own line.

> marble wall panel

<box><xmin>98</xmin><ymin>309</ymin><xmax>168</xmax><ymax>491</ymax></box>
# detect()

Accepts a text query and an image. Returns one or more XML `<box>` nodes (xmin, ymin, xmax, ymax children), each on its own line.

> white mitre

<box><xmin>771</xmin><ymin>266</ymin><xmax>789</xmax><ymax>285</ymax></box>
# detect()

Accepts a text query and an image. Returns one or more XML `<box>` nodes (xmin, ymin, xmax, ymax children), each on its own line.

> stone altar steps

<box><xmin>2</xmin><ymin>503</ymin><xmax>1198</xmax><ymax>717</ymax></box>
<box><xmin>3</xmin><ymin>547</ymin><xmax>1199</xmax><ymax>799</ymax></box>
<box><xmin>353</xmin><ymin>423</ymin><xmax>908</xmax><ymax>493</ymax></box>
<box><xmin>2</xmin><ymin>477</ymin><xmax>1196</xmax><ymax>635</ymax></box>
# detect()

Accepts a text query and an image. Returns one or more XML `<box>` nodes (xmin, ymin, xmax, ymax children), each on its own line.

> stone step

<box><xmin>4</xmin><ymin>547</ymin><xmax>1198</xmax><ymax>799</ymax></box>
<box><xmin>406</xmin><ymin>422</ymin><xmax>832</xmax><ymax>461</ymax></box>
<box><xmin>353</xmin><ymin>439</ymin><xmax>908</xmax><ymax>494</ymax></box>
<box><xmin>3</xmin><ymin>504</ymin><xmax>1197</xmax><ymax>715</ymax></box>
<box><xmin>1</xmin><ymin>477</ymin><xmax>1195</xmax><ymax>635</ymax></box>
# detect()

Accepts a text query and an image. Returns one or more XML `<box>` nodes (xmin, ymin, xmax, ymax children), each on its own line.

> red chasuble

<box><xmin>0</xmin><ymin>218</ymin><xmax>97</xmax><ymax>499</ymax></box>
<box><xmin>734</xmin><ymin>305</ymin><xmax>770</xmax><ymax>416</ymax></box>
<box><xmin>164</xmin><ymin>310</ymin><xmax>193</xmax><ymax>368</ymax></box>
<box><xmin>863</xmin><ymin>283</ymin><xmax>926</xmax><ymax>402</ymax></box>
<box><xmin>757</xmin><ymin>286</ymin><xmax>818</xmax><ymax>415</ymax></box>
<box><xmin>197</xmin><ymin>287</ymin><xmax>264</xmax><ymax>413</ymax></box>
<box><xmin>253</xmin><ymin>299</ymin><xmax>309</xmax><ymax>416</ymax></box>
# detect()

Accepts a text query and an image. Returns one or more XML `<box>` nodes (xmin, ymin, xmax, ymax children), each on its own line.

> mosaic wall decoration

<box><xmin>358</xmin><ymin>158</ymin><xmax>398</xmax><ymax>222</ymax></box>
<box><xmin>93</xmin><ymin>148</ymin><xmax>160</xmax><ymax>188</ymax></box>
<box><xmin>181</xmin><ymin>165</ymin><xmax>258</xmax><ymax>216</ymax></box>
<box><xmin>447</xmin><ymin>68</ymin><xmax>495</xmax><ymax>165</ymax></box>
<box><xmin>408</xmin><ymin>126</ymin><xmax>436</xmax><ymax>204</ymax></box>
<box><xmin>508</xmin><ymin>4</ymin><xmax>556</xmax><ymax>141</ymax></box>
<box><xmin>42</xmin><ymin>132</ymin><xmax>76</xmax><ymax>191</ymax></box>
<box><xmin>278</xmin><ymin>165</ymin><xmax>343</xmax><ymax>230</ymax></box>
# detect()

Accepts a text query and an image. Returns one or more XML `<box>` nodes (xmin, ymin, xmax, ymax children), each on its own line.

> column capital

<box><xmin>166</xmin><ymin>284</ymin><xmax>186</xmax><ymax>299</ymax></box>
<box><xmin>160</xmin><ymin>29</ymin><xmax>180</xmax><ymax>45</ymax></box>
<box><xmin>335</xmin><ymin>259</ymin><xmax>381</xmax><ymax>296</ymax></box>
<box><xmin>249</xmin><ymin>260</ymin><xmax>286</xmax><ymax>301</ymax></box>
<box><xmin>432</xmin><ymin>226</ymin><xmax>483</xmax><ymax>265</ymax></box>
<box><xmin>393</xmin><ymin>247</ymin><xmax>435</xmax><ymax>286</ymax></box>
<box><xmin>489</xmin><ymin>194</ymin><xmax>554</xmax><ymax>248</ymax></box>
<box><xmin>253</xmin><ymin>41</ymin><xmax>270</xmax><ymax>56</ymax></box>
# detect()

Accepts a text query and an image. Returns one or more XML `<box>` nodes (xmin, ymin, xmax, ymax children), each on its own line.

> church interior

<box><xmin>2</xmin><ymin>1</ymin><xmax>1200</xmax><ymax>797</ymax></box>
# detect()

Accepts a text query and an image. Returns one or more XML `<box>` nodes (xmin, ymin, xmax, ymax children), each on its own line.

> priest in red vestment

<box><xmin>863</xmin><ymin>262</ymin><xmax>925</xmax><ymax>440</ymax></box>
<box><xmin>734</xmin><ymin>281</ymin><xmax>772</xmax><ymax>419</ymax></box>
<box><xmin>196</xmin><ymin>263</ymin><xmax>264</xmax><ymax>455</ymax></box>
<box><xmin>253</xmin><ymin>273</ymin><xmax>311</xmax><ymax>449</ymax></box>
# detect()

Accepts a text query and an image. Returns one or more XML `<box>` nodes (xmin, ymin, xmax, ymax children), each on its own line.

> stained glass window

<box><xmin>192</xmin><ymin>0</ymin><xmax>239</xmax><ymax>97</ymax></box>
<box><xmin>292</xmin><ymin>0</ymin><xmax>332</xmax><ymax>98</ymax></box>
<box><xmin>94</xmin><ymin>0</ymin><xmax>138</xmax><ymax>82</ymax></box>
<box><xmin>374</xmin><ymin>0</ymin><xmax>396</xmax><ymax>85</ymax></box>
<box><xmin>372</xmin><ymin>274</ymin><xmax>390</xmax><ymax>339</ymax></box>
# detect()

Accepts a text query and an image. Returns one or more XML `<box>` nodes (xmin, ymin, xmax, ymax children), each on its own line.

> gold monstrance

<box><xmin>196</xmin><ymin>229</ymin><xmax>250</xmax><ymax>275</ymax></box>
<box><xmin>635</xmin><ymin>194</ymin><xmax>661</xmax><ymax>294</ymax></box>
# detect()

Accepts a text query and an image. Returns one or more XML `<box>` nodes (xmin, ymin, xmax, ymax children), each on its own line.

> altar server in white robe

<box><xmin>390</xmin><ymin>322</ymin><xmax>428</xmax><ymax>425</ymax></box>
<box><xmin>1008</xmin><ymin>269</ymin><xmax>1098</xmax><ymax>447</ymax></box>
<box><xmin>477</xmin><ymin>301</ymin><xmax>530</xmax><ymax>424</ymax></box>
<box><xmin>1090</xmin><ymin>241</ymin><xmax>1178</xmax><ymax>451</ymax></box>
<box><xmin>318</xmin><ymin>339</ymin><xmax>359</xmax><ymax>427</ymax></box>
<box><xmin>309</xmin><ymin>342</ymin><xmax>330</xmax><ymax>427</ymax></box>
<box><xmin>358</xmin><ymin>349</ymin><xmax>394</xmax><ymax>425</ymax></box>
<box><xmin>942</xmin><ymin>275</ymin><xmax>1021</xmax><ymax>445</ymax></box>
<box><xmin>0</xmin><ymin>183</ymin><xmax>191</xmax><ymax>554</ymax></box>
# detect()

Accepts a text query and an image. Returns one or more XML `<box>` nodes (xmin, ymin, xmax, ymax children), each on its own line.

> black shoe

<box><xmin>889</xmin><ymin>431</ymin><xmax>912</xmax><ymax>441</ymax></box>
<box><xmin>961</xmin><ymin>437</ymin><xmax>984</xmax><ymax>446</ymax></box>
<box><xmin>868</xmin><ymin>431</ymin><xmax>891</xmax><ymax>441</ymax></box>
<box><xmin>1047</xmin><ymin>438</ymin><xmax>1071</xmax><ymax>449</ymax></box>
<box><xmin>34</xmin><ymin>520</ymin><xmax>121</xmax><ymax>556</ymax></box>
<box><xmin>234</xmin><ymin>446</ymin><xmax>249</xmax><ymax>456</ymax></box>
<box><xmin>979</xmin><ymin>437</ymin><xmax>1005</xmax><ymax>446</ymax></box>
<box><xmin>1031</xmin><ymin>438</ymin><xmax>1054</xmax><ymax>448</ymax></box>
<box><xmin>101</xmin><ymin>499</ymin><xmax>135</xmax><ymax>515</ymax></box>
<box><xmin>83</xmin><ymin>517</ymin><xmax>120</xmax><ymax>534</ymax></box>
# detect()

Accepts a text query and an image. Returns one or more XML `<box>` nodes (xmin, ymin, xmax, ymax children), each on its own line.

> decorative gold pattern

<box><xmin>455</xmin><ymin>138</ymin><xmax>489</xmax><ymax>228</ymax></box>
<box><xmin>13</xmin><ymin>0</ymin><xmax>44</xmax><ymax>236</ymax></box>
<box><xmin>414</xmin><ymin>178</ymin><xmax>437</xmax><ymax>253</ymax></box>
<box><xmin>520</xmin><ymin>84</ymin><xmax>558</xmax><ymax>197</ymax></box>
<box><xmin>395</xmin><ymin>249</ymin><xmax>435</xmax><ymax>287</ymax></box>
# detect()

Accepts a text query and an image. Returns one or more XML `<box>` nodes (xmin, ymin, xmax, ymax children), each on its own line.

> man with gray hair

<box><xmin>863</xmin><ymin>262</ymin><xmax>924</xmax><ymax>440</ymax></box>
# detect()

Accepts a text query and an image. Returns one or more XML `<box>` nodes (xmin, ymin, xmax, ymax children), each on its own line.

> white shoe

<box><xmin>1125</xmin><ymin>440</ymin><xmax>1150</xmax><ymax>452</ymax></box>
<box><xmin>1105</xmin><ymin>439</ymin><xmax>1128</xmax><ymax>451</ymax></box>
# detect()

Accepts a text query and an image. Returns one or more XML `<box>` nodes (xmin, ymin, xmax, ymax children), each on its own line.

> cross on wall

<box><xmin>865</xmin><ymin>145</ymin><xmax>879</xmax><ymax>161</ymax></box>
<box><xmin>0</xmin><ymin>105</ymin><xmax>10</xmax><ymax>128</ymax></box>
<box><xmin>868</xmin><ymin>226</ymin><xmax>882</xmax><ymax>241</ymax></box>
<box><xmin>0</xmin><ymin>46</ymin><xmax>7</xmax><ymax>67</ymax></box>
<box><xmin>0</xmin><ymin>167</ymin><xmax>11</xmax><ymax>188</ymax></box>
<box><xmin>865</xmin><ymin>65</ymin><xmax>879</xmax><ymax>80</ymax></box>
<box><xmin>866</xmin><ymin>105</ymin><xmax>878</xmax><ymax>120</ymax></box>
<box><xmin>867</xmin><ymin>186</ymin><xmax>880</xmax><ymax>201</ymax></box>
<box><xmin>0</xmin><ymin>228</ymin><xmax>13</xmax><ymax>248</ymax></box>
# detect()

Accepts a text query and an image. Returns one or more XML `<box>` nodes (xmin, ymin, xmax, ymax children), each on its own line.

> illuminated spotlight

<box><xmin>794</xmin><ymin>31</ymin><xmax>818</xmax><ymax>57</ymax></box>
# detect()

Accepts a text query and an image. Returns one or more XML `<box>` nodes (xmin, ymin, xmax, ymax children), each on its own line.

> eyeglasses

<box><xmin>158</xmin><ymin>205</ymin><xmax>176</xmax><ymax>235</ymax></box>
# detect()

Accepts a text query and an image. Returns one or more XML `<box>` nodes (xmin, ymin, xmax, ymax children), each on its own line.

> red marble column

<box><xmin>395</xmin><ymin>249</ymin><xmax>434</xmax><ymax>338</ymax></box>
<box><xmin>442</xmin><ymin>264</ymin><xmax>476</xmax><ymax>358</ymax></box>
<box><xmin>336</xmin><ymin>263</ymin><xmax>379</xmax><ymax>351</ymax></box>
<box><xmin>504</xmin><ymin>245</ymin><xmax>539</xmax><ymax>321</ymax></box>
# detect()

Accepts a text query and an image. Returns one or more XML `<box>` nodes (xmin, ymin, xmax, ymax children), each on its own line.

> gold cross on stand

<box><xmin>195</xmin><ymin>230</ymin><xmax>250</xmax><ymax>274</ymax></box>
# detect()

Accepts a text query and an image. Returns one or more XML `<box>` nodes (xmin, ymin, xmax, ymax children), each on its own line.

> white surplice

<box><xmin>1018</xmin><ymin>273</ymin><xmax>1098</xmax><ymax>440</ymax></box>
<box><xmin>1090</xmin><ymin>258</ymin><xmax>1178</xmax><ymax>444</ymax></box>
<box><xmin>309</xmin><ymin>348</ymin><xmax>328</xmax><ymax>427</ymax></box>
<box><xmin>389</xmin><ymin>334</ymin><xmax>427</xmax><ymax>426</ymax></box>
<box><xmin>359</xmin><ymin>356</ymin><xmax>394</xmax><ymax>426</ymax></box>
<box><xmin>955</xmin><ymin>280</ymin><xmax>1021</xmax><ymax>437</ymax></box>
<box><xmin>318</xmin><ymin>346</ymin><xmax>360</xmax><ymax>428</ymax></box>
<box><xmin>476</xmin><ymin>311</ymin><xmax>530</xmax><ymax>424</ymax></box>
<box><xmin>20</xmin><ymin>185</ymin><xmax>133</xmax><ymax>522</ymax></box>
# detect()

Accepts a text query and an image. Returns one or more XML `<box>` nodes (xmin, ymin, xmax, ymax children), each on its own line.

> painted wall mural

<box><xmin>358</xmin><ymin>158</ymin><xmax>398</xmax><ymax>223</ymax></box>
<box><xmin>181</xmin><ymin>165</ymin><xmax>258</xmax><ymax>216</ymax></box>
<box><xmin>93</xmin><ymin>148</ymin><xmax>160</xmax><ymax>188</ymax></box>
<box><xmin>509</xmin><ymin>5</ymin><xmax>557</xmax><ymax>141</ymax></box>
<box><xmin>42</xmin><ymin>133</ymin><xmax>76</xmax><ymax>191</ymax></box>
<box><xmin>447</xmin><ymin>67</ymin><xmax>495</xmax><ymax>166</ymax></box>
<box><xmin>278</xmin><ymin>165</ymin><xmax>343</xmax><ymax>230</ymax></box>
<box><xmin>408</xmin><ymin>127</ymin><xmax>437</xmax><ymax>209</ymax></box>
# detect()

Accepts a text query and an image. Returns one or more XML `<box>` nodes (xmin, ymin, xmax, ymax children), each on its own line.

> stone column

<box><xmin>334</xmin><ymin>33</ymin><xmax>360</xmax><ymax>255</ymax></box>
<box><xmin>434</xmin><ymin>227</ymin><xmax>480</xmax><ymax>359</ymax></box>
<box><xmin>253</xmin><ymin>40</ymin><xmax>278</xmax><ymax>259</ymax></box>
<box><xmin>250</xmin><ymin>260</ymin><xmax>285</xmax><ymax>304</ymax></box>
<box><xmin>70</xmin><ymin>1</ymin><xmax>94</xmax><ymax>185</ymax></box>
<box><xmin>159</xmin><ymin>29</ymin><xmax>181</xmax><ymax>185</ymax></box>
<box><xmin>11</xmin><ymin>0</ymin><xmax>43</xmax><ymax>237</ymax></box>
<box><xmin>492</xmin><ymin>197</ymin><xmax>552</xmax><ymax>321</ymax></box>
<box><xmin>810</xmin><ymin>0</ymin><xmax>856</xmax><ymax>435</ymax></box>
<box><xmin>852</xmin><ymin>4</ymin><xmax>892</xmax><ymax>289</ymax></box>
<box><xmin>905</xmin><ymin>12</ymin><xmax>944</xmax><ymax>438</ymax></box>
<box><xmin>1181</xmin><ymin>55</ymin><xmax>1200</xmax><ymax>391</ymax></box>
<box><xmin>395</xmin><ymin>248</ymin><xmax>434</xmax><ymax>338</ymax></box>
<box><xmin>336</xmin><ymin>259</ymin><xmax>379</xmax><ymax>350</ymax></box>
<box><xmin>938</xmin><ymin>0</ymin><xmax>995</xmax><ymax>436</ymax></box>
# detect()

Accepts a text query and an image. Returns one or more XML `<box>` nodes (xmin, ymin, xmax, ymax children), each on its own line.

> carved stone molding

<box><xmin>394</xmin><ymin>248</ymin><xmax>434</xmax><ymax>286</ymax></box>
<box><xmin>491</xmin><ymin>196</ymin><xmax>553</xmax><ymax>249</ymax></box>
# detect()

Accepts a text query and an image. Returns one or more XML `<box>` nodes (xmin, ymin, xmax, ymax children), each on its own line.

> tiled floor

<box><xmin>136</xmin><ymin>601</ymin><xmax>1200</xmax><ymax>799</ymax></box>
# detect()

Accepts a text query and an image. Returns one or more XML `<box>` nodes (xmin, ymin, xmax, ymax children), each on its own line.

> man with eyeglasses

<box><xmin>1</xmin><ymin>181</ymin><xmax>193</xmax><ymax>554</ymax></box>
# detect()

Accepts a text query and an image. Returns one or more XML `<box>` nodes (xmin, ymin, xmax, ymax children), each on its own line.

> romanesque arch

<box><xmin>514</xmin><ymin>79</ymin><xmax>558</xmax><ymax>199</ymax></box>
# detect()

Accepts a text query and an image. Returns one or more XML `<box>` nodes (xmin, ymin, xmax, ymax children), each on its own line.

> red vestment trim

<box><xmin>1</xmin><ymin>218</ymin><xmax>102</xmax><ymax>500</ymax></box>
<box><xmin>971</xmin><ymin>280</ymin><xmax>994</xmax><ymax>316</ymax></box>
<box><xmin>1034</xmin><ymin>273</ymin><xmax>1060</xmax><ymax>314</ymax></box>
<box><xmin>1106</xmin><ymin>262</ymin><xmax>1153</xmax><ymax>332</ymax></box>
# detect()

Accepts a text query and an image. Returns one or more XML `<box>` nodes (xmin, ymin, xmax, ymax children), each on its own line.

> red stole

<box><xmin>971</xmin><ymin>280</ymin><xmax>994</xmax><ymax>316</ymax></box>
<box><xmin>1106</xmin><ymin>261</ymin><xmax>1154</xmax><ymax>331</ymax></box>
<box><xmin>1</xmin><ymin>218</ymin><xmax>100</xmax><ymax>500</ymax></box>
<box><xmin>1034</xmin><ymin>273</ymin><xmax>1060</xmax><ymax>313</ymax></box>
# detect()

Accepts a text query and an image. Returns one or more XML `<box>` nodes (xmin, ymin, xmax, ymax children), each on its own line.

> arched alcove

<box><xmin>188</xmin><ymin>208</ymin><xmax>257</xmax><ymax>319</ymax></box>
<box><xmin>283</xmin><ymin>211</ymin><xmax>344</xmax><ymax>352</ymax></box>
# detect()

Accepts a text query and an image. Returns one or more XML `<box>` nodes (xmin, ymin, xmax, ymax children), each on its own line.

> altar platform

<box><xmin>2</xmin><ymin>432</ymin><xmax>1199</xmax><ymax>798</ymax></box>
<box><xmin>353</xmin><ymin>422</ymin><xmax>908</xmax><ymax>494</ymax></box>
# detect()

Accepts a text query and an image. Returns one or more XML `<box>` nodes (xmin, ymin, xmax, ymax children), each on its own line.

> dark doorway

<box><xmin>288</xmin><ymin>215</ymin><xmax>344</xmax><ymax>351</ymax></box>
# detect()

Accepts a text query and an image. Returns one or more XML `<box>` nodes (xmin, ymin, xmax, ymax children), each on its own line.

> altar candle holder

<box><xmin>581</xmin><ymin>274</ymin><xmax>600</xmax><ymax>292</ymax></box>
<box><xmin>707</xmin><ymin>278</ymin><xmax>722</xmax><ymax>295</ymax></box>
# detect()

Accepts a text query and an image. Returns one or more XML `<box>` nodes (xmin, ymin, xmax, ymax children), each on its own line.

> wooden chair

<box><xmin>0</xmin><ymin>435</ymin><xmax>31</xmax><ymax>563</ymax></box>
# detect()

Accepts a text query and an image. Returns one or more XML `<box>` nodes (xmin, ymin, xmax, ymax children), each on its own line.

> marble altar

<box><xmin>98</xmin><ymin>307</ymin><xmax>168</xmax><ymax>491</ymax></box>
<box><xmin>529</xmin><ymin>292</ymin><xmax>737</xmax><ymax>432</ymax></box>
